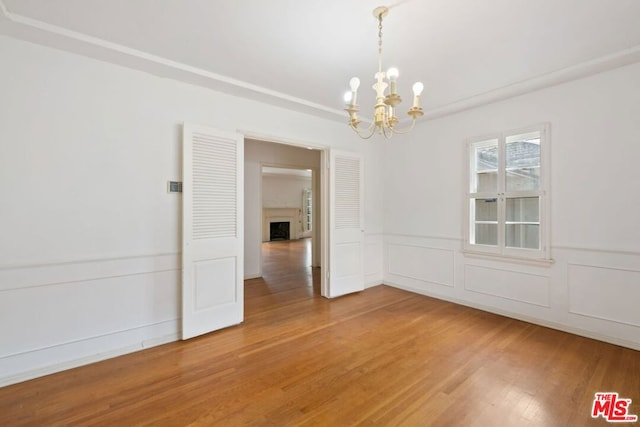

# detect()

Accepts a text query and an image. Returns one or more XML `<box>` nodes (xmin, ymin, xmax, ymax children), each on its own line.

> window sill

<box><xmin>462</xmin><ymin>250</ymin><xmax>555</xmax><ymax>267</ymax></box>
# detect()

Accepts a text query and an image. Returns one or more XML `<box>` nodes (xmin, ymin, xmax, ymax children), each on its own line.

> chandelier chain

<box><xmin>377</xmin><ymin>14</ymin><xmax>383</xmax><ymax>73</ymax></box>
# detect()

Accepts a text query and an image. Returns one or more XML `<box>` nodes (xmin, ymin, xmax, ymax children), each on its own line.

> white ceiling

<box><xmin>2</xmin><ymin>0</ymin><xmax>640</xmax><ymax>122</ymax></box>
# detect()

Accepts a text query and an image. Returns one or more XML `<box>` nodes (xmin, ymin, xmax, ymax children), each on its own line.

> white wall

<box><xmin>382</xmin><ymin>61</ymin><xmax>640</xmax><ymax>350</ymax></box>
<box><xmin>262</xmin><ymin>174</ymin><xmax>311</xmax><ymax>210</ymax></box>
<box><xmin>0</xmin><ymin>35</ymin><xmax>384</xmax><ymax>386</ymax></box>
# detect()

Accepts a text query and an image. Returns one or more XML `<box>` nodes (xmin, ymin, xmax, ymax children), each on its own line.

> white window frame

<box><xmin>464</xmin><ymin>123</ymin><xmax>551</xmax><ymax>262</ymax></box>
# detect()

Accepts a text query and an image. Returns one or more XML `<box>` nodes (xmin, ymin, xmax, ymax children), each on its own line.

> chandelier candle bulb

<box><xmin>387</xmin><ymin>67</ymin><xmax>399</xmax><ymax>94</ymax></box>
<box><xmin>349</xmin><ymin>77</ymin><xmax>360</xmax><ymax>107</ymax></box>
<box><xmin>412</xmin><ymin>82</ymin><xmax>424</xmax><ymax>108</ymax></box>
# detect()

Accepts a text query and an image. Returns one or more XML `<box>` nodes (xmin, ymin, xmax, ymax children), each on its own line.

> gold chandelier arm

<box><xmin>388</xmin><ymin>118</ymin><xmax>417</xmax><ymax>135</ymax></box>
<box><xmin>350</xmin><ymin>120</ymin><xmax>377</xmax><ymax>139</ymax></box>
<box><xmin>382</xmin><ymin>124</ymin><xmax>394</xmax><ymax>139</ymax></box>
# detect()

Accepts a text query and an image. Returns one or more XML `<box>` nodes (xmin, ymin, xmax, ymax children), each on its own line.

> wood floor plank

<box><xmin>1</xmin><ymin>239</ymin><xmax>639</xmax><ymax>426</ymax></box>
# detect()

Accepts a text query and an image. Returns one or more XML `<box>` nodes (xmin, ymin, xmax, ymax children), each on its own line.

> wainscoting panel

<box><xmin>568</xmin><ymin>263</ymin><xmax>640</xmax><ymax>327</ymax></box>
<box><xmin>387</xmin><ymin>243</ymin><xmax>454</xmax><ymax>287</ymax></box>
<box><xmin>464</xmin><ymin>264</ymin><xmax>550</xmax><ymax>307</ymax></box>
<box><xmin>0</xmin><ymin>253</ymin><xmax>181</xmax><ymax>386</ymax></box>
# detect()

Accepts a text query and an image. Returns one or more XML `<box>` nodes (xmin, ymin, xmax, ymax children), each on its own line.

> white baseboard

<box><xmin>0</xmin><ymin>321</ymin><xmax>179</xmax><ymax>387</ymax></box>
<box><xmin>365</xmin><ymin>279</ymin><xmax>383</xmax><ymax>289</ymax></box>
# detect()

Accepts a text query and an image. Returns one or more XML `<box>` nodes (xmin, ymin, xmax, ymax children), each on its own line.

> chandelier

<box><xmin>344</xmin><ymin>6</ymin><xmax>424</xmax><ymax>139</ymax></box>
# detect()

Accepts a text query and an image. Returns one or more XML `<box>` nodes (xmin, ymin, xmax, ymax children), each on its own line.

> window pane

<box><xmin>471</xmin><ymin>141</ymin><xmax>498</xmax><ymax>193</ymax></box>
<box><xmin>475</xmin><ymin>224</ymin><xmax>497</xmax><ymax>246</ymax></box>
<box><xmin>474</xmin><ymin>198</ymin><xmax>497</xmax><ymax>221</ymax></box>
<box><xmin>476</xmin><ymin>144</ymin><xmax>498</xmax><ymax>172</ymax></box>
<box><xmin>506</xmin><ymin>197</ymin><xmax>539</xmax><ymax>222</ymax></box>
<box><xmin>477</xmin><ymin>172</ymin><xmax>498</xmax><ymax>193</ymax></box>
<box><xmin>471</xmin><ymin>198</ymin><xmax>497</xmax><ymax>246</ymax></box>
<box><xmin>506</xmin><ymin>133</ymin><xmax>540</xmax><ymax>191</ymax></box>
<box><xmin>506</xmin><ymin>167</ymin><xmax>540</xmax><ymax>192</ymax></box>
<box><xmin>506</xmin><ymin>197</ymin><xmax>540</xmax><ymax>249</ymax></box>
<box><xmin>506</xmin><ymin>224</ymin><xmax>539</xmax><ymax>249</ymax></box>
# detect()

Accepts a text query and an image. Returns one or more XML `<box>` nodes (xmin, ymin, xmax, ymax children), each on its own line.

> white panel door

<box><xmin>182</xmin><ymin>123</ymin><xmax>244</xmax><ymax>339</ymax></box>
<box><xmin>328</xmin><ymin>150</ymin><xmax>364</xmax><ymax>297</ymax></box>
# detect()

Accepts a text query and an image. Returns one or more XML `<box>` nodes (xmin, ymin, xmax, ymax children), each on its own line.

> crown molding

<box><xmin>1</xmin><ymin>1</ymin><xmax>640</xmax><ymax>124</ymax></box>
<box><xmin>0</xmin><ymin>0</ymin><xmax>346</xmax><ymax>122</ymax></box>
<box><xmin>421</xmin><ymin>44</ymin><xmax>640</xmax><ymax>121</ymax></box>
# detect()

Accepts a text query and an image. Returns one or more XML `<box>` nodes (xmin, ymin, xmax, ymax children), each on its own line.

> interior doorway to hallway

<box><xmin>259</xmin><ymin>165</ymin><xmax>319</xmax><ymax>298</ymax></box>
<box><xmin>243</xmin><ymin>138</ymin><xmax>323</xmax><ymax>312</ymax></box>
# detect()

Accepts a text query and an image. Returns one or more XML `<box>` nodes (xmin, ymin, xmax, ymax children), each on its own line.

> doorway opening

<box><xmin>261</xmin><ymin>165</ymin><xmax>318</xmax><ymax>295</ymax></box>
<box><xmin>243</xmin><ymin>138</ymin><xmax>324</xmax><ymax>315</ymax></box>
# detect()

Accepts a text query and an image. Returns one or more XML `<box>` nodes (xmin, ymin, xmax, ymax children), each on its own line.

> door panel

<box><xmin>182</xmin><ymin>123</ymin><xmax>243</xmax><ymax>339</ymax></box>
<box><xmin>328</xmin><ymin>150</ymin><xmax>364</xmax><ymax>297</ymax></box>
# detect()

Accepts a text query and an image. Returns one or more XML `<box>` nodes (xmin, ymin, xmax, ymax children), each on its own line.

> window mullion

<box><xmin>497</xmin><ymin>136</ymin><xmax>506</xmax><ymax>253</ymax></box>
<box><xmin>469</xmin><ymin>192</ymin><xmax>499</xmax><ymax>199</ymax></box>
<box><xmin>504</xmin><ymin>190</ymin><xmax>542</xmax><ymax>198</ymax></box>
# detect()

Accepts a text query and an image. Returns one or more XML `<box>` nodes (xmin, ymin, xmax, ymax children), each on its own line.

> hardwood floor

<box><xmin>1</xmin><ymin>238</ymin><xmax>639</xmax><ymax>426</ymax></box>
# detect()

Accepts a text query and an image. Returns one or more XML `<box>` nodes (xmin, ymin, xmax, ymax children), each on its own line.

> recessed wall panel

<box><xmin>464</xmin><ymin>264</ymin><xmax>550</xmax><ymax>307</ymax></box>
<box><xmin>387</xmin><ymin>244</ymin><xmax>454</xmax><ymax>287</ymax></box>
<box><xmin>568</xmin><ymin>264</ymin><xmax>640</xmax><ymax>327</ymax></box>
<box><xmin>0</xmin><ymin>266</ymin><xmax>179</xmax><ymax>357</ymax></box>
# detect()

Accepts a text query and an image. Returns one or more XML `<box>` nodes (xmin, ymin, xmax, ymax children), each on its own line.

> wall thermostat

<box><xmin>167</xmin><ymin>181</ymin><xmax>183</xmax><ymax>193</ymax></box>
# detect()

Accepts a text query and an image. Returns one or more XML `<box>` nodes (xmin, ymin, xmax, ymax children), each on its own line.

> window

<box><xmin>303</xmin><ymin>188</ymin><xmax>312</xmax><ymax>232</ymax></box>
<box><xmin>465</xmin><ymin>124</ymin><xmax>550</xmax><ymax>261</ymax></box>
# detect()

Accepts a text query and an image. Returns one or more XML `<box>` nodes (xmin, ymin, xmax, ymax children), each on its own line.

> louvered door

<box><xmin>182</xmin><ymin>124</ymin><xmax>244</xmax><ymax>339</ymax></box>
<box><xmin>328</xmin><ymin>150</ymin><xmax>364</xmax><ymax>297</ymax></box>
